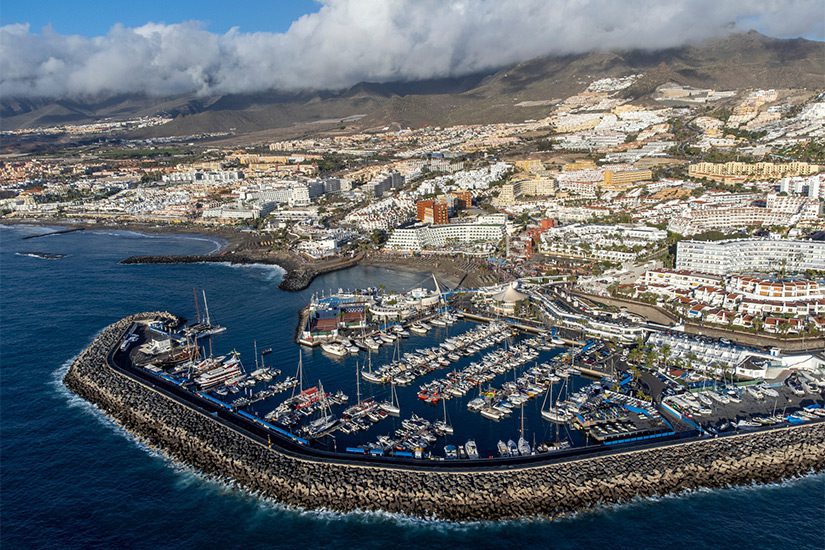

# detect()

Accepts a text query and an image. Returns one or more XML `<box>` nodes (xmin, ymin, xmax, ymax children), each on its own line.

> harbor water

<box><xmin>1</xmin><ymin>224</ymin><xmax>822</xmax><ymax>549</ymax></box>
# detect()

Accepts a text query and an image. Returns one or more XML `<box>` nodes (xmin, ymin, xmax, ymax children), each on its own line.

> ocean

<box><xmin>1</xmin><ymin>224</ymin><xmax>822</xmax><ymax>549</ymax></box>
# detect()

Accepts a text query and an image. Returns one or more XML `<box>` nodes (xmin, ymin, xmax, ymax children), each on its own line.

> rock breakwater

<box><xmin>65</xmin><ymin>314</ymin><xmax>825</xmax><ymax>521</ymax></box>
<box><xmin>120</xmin><ymin>251</ymin><xmax>361</xmax><ymax>291</ymax></box>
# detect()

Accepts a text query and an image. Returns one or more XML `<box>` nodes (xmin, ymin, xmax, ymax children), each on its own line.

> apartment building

<box><xmin>688</xmin><ymin>161</ymin><xmax>820</xmax><ymax>183</ymax></box>
<box><xmin>384</xmin><ymin>221</ymin><xmax>506</xmax><ymax>252</ymax></box>
<box><xmin>602</xmin><ymin>169</ymin><xmax>652</xmax><ymax>191</ymax></box>
<box><xmin>493</xmin><ymin>181</ymin><xmax>522</xmax><ymax>206</ymax></box>
<box><xmin>675</xmin><ymin>238</ymin><xmax>825</xmax><ymax>275</ymax></box>
<box><xmin>416</xmin><ymin>199</ymin><xmax>449</xmax><ymax>224</ymax></box>
<box><xmin>643</xmin><ymin>269</ymin><xmax>723</xmax><ymax>290</ymax></box>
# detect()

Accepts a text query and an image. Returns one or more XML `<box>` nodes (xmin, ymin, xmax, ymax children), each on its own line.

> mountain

<box><xmin>2</xmin><ymin>32</ymin><xmax>823</xmax><ymax>138</ymax></box>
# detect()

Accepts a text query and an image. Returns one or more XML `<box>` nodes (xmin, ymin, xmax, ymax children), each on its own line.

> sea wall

<box><xmin>65</xmin><ymin>314</ymin><xmax>825</xmax><ymax>521</ymax></box>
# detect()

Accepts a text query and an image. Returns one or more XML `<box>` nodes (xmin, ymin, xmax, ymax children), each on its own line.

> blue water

<box><xmin>1</xmin><ymin>225</ymin><xmax>822</xmax><ymax>549</ymax></box>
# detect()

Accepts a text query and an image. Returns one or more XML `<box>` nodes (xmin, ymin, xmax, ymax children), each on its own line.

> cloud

<box><xmin>1</xmin><ymin>0</ymin><xmax>822</xmax><ymax>99</ymax></box>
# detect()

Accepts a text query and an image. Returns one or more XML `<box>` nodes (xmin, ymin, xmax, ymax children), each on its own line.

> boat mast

<box><xmin>356</xmin><ymin>360</ymin><xmax>361</xmax><ymax>405</ymax></box>
<box><xmin>202</xmin><ymin>290</ymin><xmax>211</xmax><ymax>326</ymax></box>
<box><xmin>292</xmin><ymin>352</ymin><xmax>304</xmax><ymax>398</ymax></box>
<box><xmin>193</xmin><ymin>288</ymin><xmax>202</xmax><ymax>324</ymax></box>
<box><xmin>442</xmin><ymin>397</ymin><xmax>448</xmax><ymax>424</ymax></box>
<box><xmin>541</xmin><ymin>382</ymin><xmax>551</xmax><ymax>412</ymax></box>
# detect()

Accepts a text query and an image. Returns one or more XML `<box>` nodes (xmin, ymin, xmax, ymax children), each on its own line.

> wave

<box><xmin>51</xmin><ymin>346</ymin><xmax>167</xmax><ymax>462</ymax></box>
<box><xmin>550</xmin><ymin>471</ymin><xmax>825</xmax><ymax>525</ymax></box>
<box><xmin>15</xmin><ymin>252</ymin><xmax>66</xmax><ymax>260</ymax></box>
<box><xmin>50</xmin><ymin>346</ymin><xmax>824</xmax><ymax>529</ymax></box>
<box><xmin>86</xmin><ymin>229</ymin><xmax>225</xmax><ymax>253</ymax></box>
<box><xmin>203</xmin><ymin>262</ymin><xmax>286</xmax><ymax>282</ymax></box>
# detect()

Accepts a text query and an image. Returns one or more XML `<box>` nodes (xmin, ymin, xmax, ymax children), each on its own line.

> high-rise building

<box><xmin>416</xmin><ymin>199</ymin><xmax>449</xmax><ymax>224</ymax></box>
<box><xmin>450</xmin><ymin>190</ymin><xmax>473</xmax><ymax>210</ymax></box>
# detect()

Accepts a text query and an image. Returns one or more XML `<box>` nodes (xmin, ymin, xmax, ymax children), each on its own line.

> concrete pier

<box><xmin>65</xmin><ymin>313</ymin><xmax>825</xmax><ymax>521</ymax></box>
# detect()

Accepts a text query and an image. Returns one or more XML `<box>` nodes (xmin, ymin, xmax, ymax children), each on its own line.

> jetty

<box><xmin>22</xmin><ymin>226</ymin><xmax>84</xmax><ymax>239</ymax></box>
<box><xmin>121</xmin><ymin>250</ymin><xmax>363</xmax><ymax>292</ymax></box>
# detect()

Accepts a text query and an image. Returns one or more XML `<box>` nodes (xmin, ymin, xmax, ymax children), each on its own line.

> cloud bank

<box><xmin>1</xmin><ymin>0</ymin><xmax>822</xmax><ymax>99</ymax></box>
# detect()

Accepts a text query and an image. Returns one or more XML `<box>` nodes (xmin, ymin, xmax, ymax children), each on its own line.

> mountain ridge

<box><xmin>2</xmin><ymin>32</ymin><xmax>823</xmax><ymax>136</ymax></box>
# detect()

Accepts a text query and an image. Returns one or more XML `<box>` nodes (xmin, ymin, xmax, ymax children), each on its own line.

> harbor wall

<box><xmin>65</xmin><ymin>314</ymin><xmax>825</xmax><ymax>521</ymax></box>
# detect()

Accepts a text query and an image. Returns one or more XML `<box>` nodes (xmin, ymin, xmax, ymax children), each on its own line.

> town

<box><xmin>41</xmin><ymin>79</ymin><xmax>825</xmax><ymax>462</ymax></box>
<box><xmin>4</xmin><ymin>80</ymin><xmax>823</xmax><ymax>342</ymax></box>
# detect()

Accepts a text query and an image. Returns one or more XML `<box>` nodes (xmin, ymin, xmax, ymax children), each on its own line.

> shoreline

<box><xmin>4</xmin><ymin>218</ymin><xmax>514</xmax><ymax>293</ymax></box>
<box><xmin>64</xmin><ymin>312</ymin><xmax>825</xmax><ymax>521</ymax></box>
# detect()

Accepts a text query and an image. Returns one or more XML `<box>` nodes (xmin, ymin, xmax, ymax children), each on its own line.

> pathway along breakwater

<box><xmin>65</xmin><ymin>313</ymin><xmax>825</xmax><ymax>521</ymax></box>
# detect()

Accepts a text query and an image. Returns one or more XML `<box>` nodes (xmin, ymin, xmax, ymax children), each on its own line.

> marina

<box><xmin>118</xmin><ymin>280</ymin><xmax>825</xmax><ymax>462</ymax></box>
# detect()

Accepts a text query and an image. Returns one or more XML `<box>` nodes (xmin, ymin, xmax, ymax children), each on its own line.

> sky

<box><xmin>1</xmin><ymin>0</ymin><xmax>823</xmax><ymax>100</ymax></box>
<box><xmin>0</xmin><ymin>0</ymin><xmax>322</xmax><ymax>36</ymax></box>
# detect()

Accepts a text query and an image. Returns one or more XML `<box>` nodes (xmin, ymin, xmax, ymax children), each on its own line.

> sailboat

<box><xmin>194</xmin><ymin>290</ymin><xmax>227</xmax><ymax>338</ymax></box>
<box><xmin>434</xmin><ymin>398</ymin><xmax>454</xmax><ymax>435</ymax></box>
<box><xmin>304</xmin><ymin>381</ymin><xmax>338</xmax><ymax>438</ymax></box>
<box><xmin>541</xmin><ymin>379</ymin><xmax>570</xmax><ymax>423</ymax></box>
<box><xmin>361</xmin><ymin>351</ymin><xmax>385</xmax><ymax>383</ymax></box>
<box><xmin>379</xmin><ymin>382</ymin><xmax>401</xmax><ymax>415</ymax></box>
<box><xmin>517</xmin><ymin>405</ymin><xmax>531</xmax><ymax>456</ymax></box>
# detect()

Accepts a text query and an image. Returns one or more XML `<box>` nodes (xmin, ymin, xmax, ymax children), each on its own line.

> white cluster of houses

<box><xmin>632</xmin><ymin>269</ymin><xmax>825</xmax><ymax>334</ymax></box>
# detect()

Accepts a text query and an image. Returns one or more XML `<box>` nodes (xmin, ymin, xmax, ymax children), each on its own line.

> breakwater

<box><xmin>21</xmin><ymin>226</ymin><xmax>85</xmax><ymax>239</ymax></box>
<box><xmin>120</xmin><ymin>251</ymin><xmax>362</xmax><ymax>291</ymax></box>
<box><xmin>65</xmin><ymin>314</ymin><xmax>825</xmax><ymax>521</ymax></box>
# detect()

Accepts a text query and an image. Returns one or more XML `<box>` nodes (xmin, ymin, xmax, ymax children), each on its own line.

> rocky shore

<box><xmin>64</xmin><ymin>313</ymin><xmax>825</xmax><ymax>521</ymax></box>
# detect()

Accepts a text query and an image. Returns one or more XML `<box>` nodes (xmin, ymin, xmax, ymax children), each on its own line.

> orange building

<box><xmin>450</xmin><ymin>190</ymin><xmax>473</xmax><ymax>210</ymax></box>
<box><xmin>416</xmin><ymin>199</ymin><xmax>450</xmax><ymax>224</ymax></box>
<box><xmin>538</xmin><ymin>218</ymin><xmax>555</xmax><ymax>231</ymax></box>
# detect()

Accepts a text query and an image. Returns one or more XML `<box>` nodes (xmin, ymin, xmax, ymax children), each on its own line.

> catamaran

<box><xmin>188</xmin><ymin>290</ymin><xmax>227</xmax><ymax>338</ymax></box>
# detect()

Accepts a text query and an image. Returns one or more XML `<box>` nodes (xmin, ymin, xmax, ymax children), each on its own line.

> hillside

<box><xmin>2</xmin><ymin>32</ymin><xmax>823</xmax><ymax>137</ymax></box>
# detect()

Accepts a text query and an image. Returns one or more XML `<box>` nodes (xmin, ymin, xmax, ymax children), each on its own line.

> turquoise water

<box><xmin>1</xmin><ymin>225</ymin><xmax>822</xmax><ymax>549</ymax></box>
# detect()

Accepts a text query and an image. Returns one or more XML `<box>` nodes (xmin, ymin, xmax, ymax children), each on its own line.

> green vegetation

<box><xmin>140</xmin><ymin>172</ymin><xmax>163</xmax><ymax>184</ymax></box>
<box><xmin>690</xmin><ymin>229</ymin><xmax>749</xmax><ymax>241</ymax></box>
<box><xmin>99</xmin><ymin>147</ymin><xmax>194</xmax><ymax>160</ymax></box>
<box><xmin>778</xmin><ymin>141</ymin><xmax>825</xmax><ymax>164</ymax></box>
<box><xmin>316</xmin><ymin>152</ymin><xmax>362</xmax><ymax>174</ymax></box>
<box><xmin>592</xmin><ymin>211</ymin><xmax>634</xmax><ymax>224</ymax></box>
<box><xmin>722</xmin><ymin>127</ymin><xmax>767</xmax><ymax>141</ymax></box>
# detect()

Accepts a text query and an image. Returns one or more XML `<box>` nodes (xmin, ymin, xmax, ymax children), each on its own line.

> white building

<box><xmin>163</xmin><ymin>170</ymin><xmax>243</xmax><ymax>184</ymax></box>
<box><xmin>384</xmin><ymin>221</ymin><xmax>506</xmax><ymax>252</ymax></box>
<box><xmin>676</xmin><ymin>238</ymin><xmax>825</xmax><ymax>275</ymax></box>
